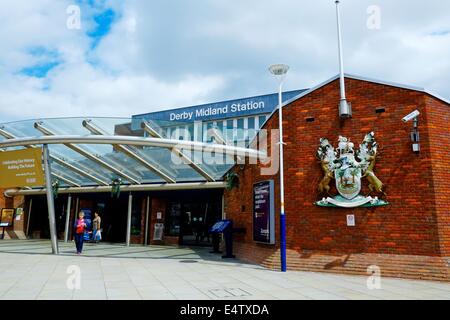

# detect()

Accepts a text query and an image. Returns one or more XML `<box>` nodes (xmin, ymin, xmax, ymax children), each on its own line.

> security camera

<box><xmin>402</xmin><ymin>110</ymin><xmax>420</xmax><ymax>123</ymax></box>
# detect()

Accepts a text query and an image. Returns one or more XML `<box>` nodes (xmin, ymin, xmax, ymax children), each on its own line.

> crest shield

<box><xmin>335</xmin><ymin>157</ymin><xmax>362</xmax><ymax>200</ymax></box>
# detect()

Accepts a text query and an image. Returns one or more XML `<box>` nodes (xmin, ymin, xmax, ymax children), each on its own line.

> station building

<box><xmin>1</xmin><ymin>74</ymin><xmax>450</xmax><ymax>281</ymax></box>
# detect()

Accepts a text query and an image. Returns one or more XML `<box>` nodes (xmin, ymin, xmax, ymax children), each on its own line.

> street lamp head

<box><xmin>269</xmin><ymin>64</ymin><xmax>289</xmax><ymax>76</ymax></box>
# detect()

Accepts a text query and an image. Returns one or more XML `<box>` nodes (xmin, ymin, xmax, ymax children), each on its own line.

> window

<box><xmin>237</xmin><ymin>118</ymin><xmax>244</xmax><ymax>142</ymax></box>
<box><xmin>258</xmin><ymin>115</ymin><xmax>267</xmax><ymax>128</ymax></box>
<box><xmin>226</xmin><ymin>120</ymin><xmax>234</xmax><ymax>142</ymax></box>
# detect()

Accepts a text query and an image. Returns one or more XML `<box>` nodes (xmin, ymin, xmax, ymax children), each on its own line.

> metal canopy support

<box><xmin>0</xmin><ymin>126</ymin><xmax>109</xmax><ymax>187</ymax></box>
<box><xmin>144</xmin><ymin>195</ymin><xmax>150</xmax><ymax>246</ymax></box>
<box><xmin>0</xmin><ymin>134</ymin><xmax>264</xmax><ymax>159</ymax></box>
<box><xmin>126</xmin><ymin>192</ymin><xmax>133</xmax><ymax>247</ymax></box>
<box><xmin>34</xmin><ymin>122</ymin><xmax>141</xmax><ymax>184</ymax></box>
<box><xmin>141</xmin><ymin>121</ymin><xmax>216</xmax><ymax>182</ymax></box>
<box><xmin>42</xmin><ymin>144</ymin><xmax>59</xmax><ymax>254</ymax></box>
<box><xmin>52</xmin><ymin>172</ymin><xmax>82</xmax><ymax>187</ymax></box>
<box><xmin>26</xmin><ymin>198</ymin><xmax>33</xmax><ymax>238</ymax></box>
<box><xmin>64</xmin><ymin>195</ymin><xmax>72</xmax><ymax>243</ymax></box>
<box><xmin>51</xmin><ymin>156</ymin><xmax>109</xmax><ymax>186</ymax></box>
<box><xmin>5</xmin><ymin>181</ymin><xmax>227</xmax><ymax>197</ymax></box>
<box><xmin>83</xmin><ymin>120</ymin><xmax>176</xmax><ymax>183</ymax></box>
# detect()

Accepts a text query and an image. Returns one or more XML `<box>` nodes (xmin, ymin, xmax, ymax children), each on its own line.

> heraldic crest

<box><xmin>315</xmin><ymin>132</ymin><xmax>388</xmax><ymax>208</ymax></box>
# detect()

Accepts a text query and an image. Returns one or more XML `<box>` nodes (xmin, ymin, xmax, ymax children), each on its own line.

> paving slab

<box><xmin>0</xmin><ymin>240</ymin><xmax>449</xmax><ymax>300</ymax></box>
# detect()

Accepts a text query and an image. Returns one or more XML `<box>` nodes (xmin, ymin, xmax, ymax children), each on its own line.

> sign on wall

<box><xmin>253</xmin><ymin>180</ymin><xmax>275</xmax><ymax>244</ymax></box>
<box><xmin>0</xmin><ymin>148</ymin><xmax>45</xmax><ymax>188</ymax></box>
<box><xmin>130</xmin><ymin>90</ymin><xmax>305</xmax><ymax>130</ymax></box>
<box><xmin>0</xmin><ymin>209</ymin><xmax>15</xmax><ymax>227</ymax></box>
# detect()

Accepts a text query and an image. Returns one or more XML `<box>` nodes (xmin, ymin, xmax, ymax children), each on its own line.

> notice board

<box><xmin>253</xmin><ymin>180</ymin><xmax>275</xmax><ymax>244</ymax></box>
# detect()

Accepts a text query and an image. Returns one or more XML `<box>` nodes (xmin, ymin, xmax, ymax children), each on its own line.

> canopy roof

<box><xmin>0</xmin><ymin>117</ymin><xmax>263</xmax><ymax>191</ymax></box>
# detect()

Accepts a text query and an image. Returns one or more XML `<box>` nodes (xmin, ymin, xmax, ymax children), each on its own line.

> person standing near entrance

<box><xmin>92</xmin><ymin>212</ymin><xmax>102</xmax><ymax>243</ymax></box>
<box><xmin>74</xmin><ymin>211</ymin><xmax>87</xmax><ymax>255</ymax></box>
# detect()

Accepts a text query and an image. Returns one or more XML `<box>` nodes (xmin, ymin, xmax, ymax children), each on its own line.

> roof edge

<box><xmin>258</xmin><ymin>73</ymin><xmax>450</xmax><ymax>129</ymax></box>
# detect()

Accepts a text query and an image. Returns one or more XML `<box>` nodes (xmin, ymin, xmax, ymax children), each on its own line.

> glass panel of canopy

<box><xmin>0</xmin><ymin>117</ymin><xmax>259</xmax><ymax>188</ymax></box>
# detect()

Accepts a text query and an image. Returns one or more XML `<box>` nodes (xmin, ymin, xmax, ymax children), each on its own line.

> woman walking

<box><xmin>74</xmin><ymin>211</ymin><xmax>87</xmax><ymax>255</ymax></box>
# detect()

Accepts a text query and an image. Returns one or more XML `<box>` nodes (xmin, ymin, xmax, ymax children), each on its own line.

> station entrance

<box><xmin>26</xmin><ymin>189</ymin><xmax>223</xmax><ymax>247</ymax></box>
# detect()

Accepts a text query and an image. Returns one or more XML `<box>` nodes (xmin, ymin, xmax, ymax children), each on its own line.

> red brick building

<box><xmin>223</xmin><ymin>74</ymin><xmax>450</xmax><ymax>281</ymax></box>
<box><xmin>1</xmin><ymin>74</ymin><xmax>449</xmax><ymax>281</ymax></box>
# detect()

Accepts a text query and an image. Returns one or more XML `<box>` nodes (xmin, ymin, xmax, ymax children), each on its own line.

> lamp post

<box><xmin>269</xmin><ymin>64</ymin><xmax>289</xmax><ymax>272</ymax></box>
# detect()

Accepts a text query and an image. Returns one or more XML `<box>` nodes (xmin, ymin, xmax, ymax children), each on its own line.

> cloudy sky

<box><xmin>0</xmin><ymin>0</ymin><xmax>449</xmax><ymax>122</ymax></box>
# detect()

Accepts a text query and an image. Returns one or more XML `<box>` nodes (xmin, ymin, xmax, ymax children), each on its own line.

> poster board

<box><xmin>0</xmin><ymin>209</ymin><xmax>15</xmax><ymax>227</ymax></box>
<box><xmin>253</xmin><ymin>180</ymin><xmax>275</xmax><ymax>244</ymax></box>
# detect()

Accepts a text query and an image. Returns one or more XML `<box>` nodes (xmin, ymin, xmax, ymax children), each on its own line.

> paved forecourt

<box><xmin>0</xmin><ymin>240</ymin><xmax>449</xmax><ymax>300</ymax></box>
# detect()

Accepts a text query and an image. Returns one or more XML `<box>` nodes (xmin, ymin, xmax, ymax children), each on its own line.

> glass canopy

<box><xmin>0</xmin><ymin>117</ymin><xmax>260</xmax><ymax>188</ymax></box>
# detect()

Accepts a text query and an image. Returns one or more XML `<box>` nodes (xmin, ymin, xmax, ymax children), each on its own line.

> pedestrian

<box><xmin>92</xmin><ymin>212</ymin><xmax>102</xmax><ymax>243</ymax></box>
<box><xmin>74</xmin><ymin>211</ymin><xmax>87</xmax><ymax>254</ymax></box>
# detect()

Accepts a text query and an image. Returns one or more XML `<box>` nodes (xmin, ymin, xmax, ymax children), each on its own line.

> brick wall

<box><xmin>426</xmin><ymin>95</ymin><xmax>450</xmax><ymax>256</ymax></box>
<box><xmin>224</xmin><ymin>77</ymin><xmax>450</xmax><ymax>278</ymax></box>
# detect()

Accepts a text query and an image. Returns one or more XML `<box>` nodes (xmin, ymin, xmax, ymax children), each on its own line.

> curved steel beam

<box><xmin>0</xmin><ymin>135</ymin><xmax>265</xmax><ymax>159</ymax></box>
<box><xmin>4</xmin><ymin>181</ymin><xmax>227</xmax><ymax>196</ymax></box>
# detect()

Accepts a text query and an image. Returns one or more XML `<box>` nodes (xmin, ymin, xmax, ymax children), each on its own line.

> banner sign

<box><xmin>131</xmin><ymin>90</ymin><xmax>305</xmax><ymax>130</ymax></box>
<box><xmin>0</xmin><ymin>148</ymin><xmax>45</xmax><ymax>188</ymax></box>
<box><xmin>0</xmin><ymin>209</ymin><xmax>15</xmax><ymax>227</ymax></box>
<box><xmin>253</xmin><ymin>180</ymin><xmax>275</xmax><ymax>244</ymax></box>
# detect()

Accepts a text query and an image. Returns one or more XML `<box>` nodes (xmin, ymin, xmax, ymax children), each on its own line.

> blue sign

<box><xmin>209</xmin><ymin>220</ymin><xmax>232</xmax><ymax>233</ymax></box>
<box><xmin>253</xmin><ymin>180</ymin><xmax>275</xmax><ymax>244</ymax></box>
<box><xmin>131</xmin><ymin>90</ymin><xmax>305</xmax><ymax>130</ymax></box>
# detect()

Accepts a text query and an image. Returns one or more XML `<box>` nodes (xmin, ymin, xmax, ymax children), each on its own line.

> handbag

<box><xmin>94</xmin><ymin>230</ymin><xmax>102</xmax><ymax>241</ymax></box>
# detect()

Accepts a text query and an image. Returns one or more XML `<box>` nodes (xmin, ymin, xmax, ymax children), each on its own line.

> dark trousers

<box><xmin>74</xmin><ymin>233</ymin><xmax>84</xmax><ymax>253</ymax></box>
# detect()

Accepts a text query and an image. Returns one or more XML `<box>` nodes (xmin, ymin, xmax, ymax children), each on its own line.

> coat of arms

<box><xmin>315</xmin><ymin>132</ymin><xmax>388</xmax><ymax>208</ymax></box>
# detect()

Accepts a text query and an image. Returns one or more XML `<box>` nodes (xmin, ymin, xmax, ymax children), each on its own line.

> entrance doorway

<box><xmin>27</xmin><ymin>195</ymin><xmax>69</xmax><ymax>240</ymax></box>
<box><xmin>164</xmin><ymin>190</ymin><xmax>222</xmax><ymax>247</ymax></box>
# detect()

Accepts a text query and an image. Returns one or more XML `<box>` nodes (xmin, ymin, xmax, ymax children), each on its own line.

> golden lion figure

<box><xmin>318</xmin><ymin>160</ymin><xmax>334</xmax><ymax>195</ymax></box>
<box><xmin>363</xmin><ymin>155</ymin><xmax>386</xmax><ymax>196</ymax></box>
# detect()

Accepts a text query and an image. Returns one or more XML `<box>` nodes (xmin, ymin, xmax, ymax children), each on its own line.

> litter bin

<box><xmin>209</xmin><ymin>219</ymin><xmax>235</xmax><ymax>259</ymax></box>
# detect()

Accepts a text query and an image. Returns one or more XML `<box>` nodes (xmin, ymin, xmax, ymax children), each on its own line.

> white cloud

<box><xmin>0</xmin><ymin>0</ymin><xmax>449</xmax><ymax>123</ymax></box>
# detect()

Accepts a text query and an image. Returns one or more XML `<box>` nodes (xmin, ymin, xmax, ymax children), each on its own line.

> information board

<box><xmin>253</xmin><ymin>180</ymin><xmax>275</xmax><ymax>244</ymax></box>
<box><xmin>0</xmin><ymin>148</ymin><xmax>45</xmax><ymax>188</ymax></box>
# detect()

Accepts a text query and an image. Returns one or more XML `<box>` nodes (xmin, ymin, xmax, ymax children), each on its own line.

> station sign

<box><xmin>0</xmin><ymin>148</ymin><xmax>45</xmax><ymax>188</ymax></box>
<box><xmin>253</xmin><ymin>180</ymin><xmax>275</xmax><ymax>244</ymax></box>
<box><xmin>131</xmin><ymin>90</ymin><xmax>305</xmax><ymax>130</ymax></box>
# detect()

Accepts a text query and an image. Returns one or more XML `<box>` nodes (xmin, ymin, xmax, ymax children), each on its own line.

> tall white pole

<box><xmin>278</xmin><ymin>79</ymin><xmax>287</xmax><ymax>272</ymax></box>
<box><xmin>269</xmin><ymin>64</ymin><xmax>289</xmax><ymax>272</ymax></box>
<box><xmin>42</xmin><ymin>144</ymin><xmax>59</xmax><ymax>254</ymax></box>
<box><xmin>335</xmin><ymin>0</ymin><xmax>352</xmax><ymax>118</ymax></box>
<box><xmin>336</xmin><ymin>0</ymin><xmax>346</xmax><ymax>101</ymax></box>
